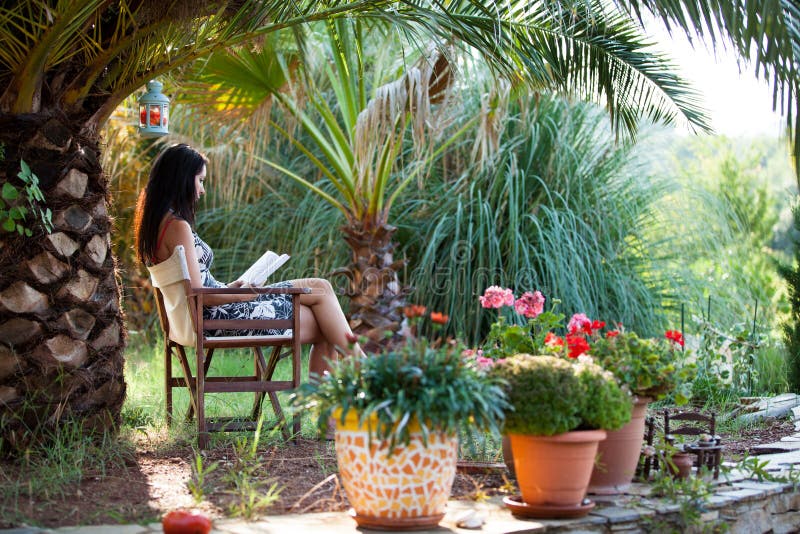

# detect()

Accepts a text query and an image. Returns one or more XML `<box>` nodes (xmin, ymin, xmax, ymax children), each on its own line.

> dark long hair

<box><xmin>134</xmin><ymin>143</ymin><xmax>207</xmax><ymax>264</ymax></box>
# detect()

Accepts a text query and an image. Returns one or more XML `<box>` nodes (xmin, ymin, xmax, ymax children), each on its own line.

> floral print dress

<box><xmin>195</xmin><ymin>232</ymin><xmax>293</xmax><ymax>336</ymax></box>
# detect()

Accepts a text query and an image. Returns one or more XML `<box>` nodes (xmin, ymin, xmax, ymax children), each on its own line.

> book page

<box><xmin>237</xmin><ymin>251</ymin><xmax>290</xmax><ymax>286</ymax></box>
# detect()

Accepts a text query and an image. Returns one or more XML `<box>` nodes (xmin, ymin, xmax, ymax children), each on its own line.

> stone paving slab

<box><xmin>758</xmin><ymin>450</ymin><xmax>800</xmax><ymax>469</ymax></box>
<box><xmin>5</xmin><ymin>458</ymin><xmax>800</xmax><ymax>534</ymax></box>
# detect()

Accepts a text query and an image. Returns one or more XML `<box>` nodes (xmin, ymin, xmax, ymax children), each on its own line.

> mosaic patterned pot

<box><xmin>334</xmin><ymin>410</ymin><xmax>458</xmax><ymax>530</ymax></box>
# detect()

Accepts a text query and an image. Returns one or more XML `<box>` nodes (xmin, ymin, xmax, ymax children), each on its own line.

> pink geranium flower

<box><xmin>568</xmin><ymin>313</ymin><xmax>593</xmax><ymax>335</ymax></box>
<box><xmin>479</xmin><ymin>286</ymin><xmax>515</xmax><ymax>309</ymax></box>
<box><xmin>514</xmin><ymin>290</ymin><xmax>545</xmax><ymax>318</ymax></box>
<box><xmin>475</xmin><ymin>356</ymin><xmax>495</xmax><ymax>369</ymax></box>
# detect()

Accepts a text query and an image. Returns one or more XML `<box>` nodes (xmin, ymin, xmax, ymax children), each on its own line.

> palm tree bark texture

<box><xmin>338</xmin><ymin>219</ymin><xmax>410</xmax><ymax>347</ymax></box>
<box><xmin>0</xmin><ymin>112</ymin><xmax>125</xmax><ymax>451</ymax></box>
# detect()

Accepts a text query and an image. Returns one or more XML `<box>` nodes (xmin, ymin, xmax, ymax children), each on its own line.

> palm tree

<box><xmin>3</xmin><ymin>0</ymin><xmax>657</xmax><ymax>450</ymax></box>
<box><xmin>178</xmin><ymin>7</ymin><xmax>713</xmax><ymax>344</ymax></box>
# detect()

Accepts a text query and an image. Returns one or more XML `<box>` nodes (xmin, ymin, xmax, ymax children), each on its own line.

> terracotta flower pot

<box><xmin>588</xmin><ymin>396</ymin><xmax>651</xmax><ymax>494</ymax></box>
<box><xmin>334</xmin><ymin>410</ymin><xmax>458</xmax><ymax>530</ymax></box>
<box><xmin>668</xmin><ymin>452</ymin><xmax>694</xmax><ymax>479</ymax></box>
<box><xmin>509</xmin><ymin>429</ymin><xmax>607</xmax><ymax>507</ymax></box>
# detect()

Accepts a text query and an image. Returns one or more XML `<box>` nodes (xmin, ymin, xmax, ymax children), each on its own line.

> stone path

<box><xmin>4</xmin><ymin>427</ymin><xmax>800</xmax><ymax>534</ymax></box>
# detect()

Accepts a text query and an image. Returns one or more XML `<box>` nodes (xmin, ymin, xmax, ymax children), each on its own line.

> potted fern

<box><xmin>295</xmin><ymin>316</ymin><xmax>507</xmax><ymax>530</ymax></box>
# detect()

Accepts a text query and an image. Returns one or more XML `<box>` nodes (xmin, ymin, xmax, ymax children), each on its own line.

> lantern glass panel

<box><xmin>139</xmin><ymin>105</ymin><xmax>147</xmax><ymax>127</ymax></box>
<box><xmin>149</xmin><ymin>104</ymin><xmax>161</xmax><ymax>126</ymax></box>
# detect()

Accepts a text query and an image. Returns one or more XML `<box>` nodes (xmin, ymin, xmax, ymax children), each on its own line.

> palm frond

<box><xmin>619</xmin><ymin>0</ymin><xmax>800</xmax><ymax>178</ymax></box>
<box><xmin>362</xmin><ymin>0</ymin><xmax>711</xmax><ymax>138</ymax></box>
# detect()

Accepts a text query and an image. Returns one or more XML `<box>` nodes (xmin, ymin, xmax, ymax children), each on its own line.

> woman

<box><xmin>134</xmin><ymin>143</ymin><xmax>358</xmax><ymax>379</ymax></box>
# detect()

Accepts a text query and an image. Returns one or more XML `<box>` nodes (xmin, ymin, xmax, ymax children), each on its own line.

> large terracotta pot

<box><xmin>334</xmin><ymin>410</ymin><xmax>458</xmax><ymax>530</ymax></box>
<box><xmin>509</xmin><ymin>429</ymin><xmax>607</xmax><ymax>507</ymax></box>
<box><xmin>588</xmin><ymin>396</ymin><xmax>651</xmax><ymax>494</ymax></box>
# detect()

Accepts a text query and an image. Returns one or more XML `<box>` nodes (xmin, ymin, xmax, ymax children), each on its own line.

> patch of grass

<box><xmin>123</xmin><ymin>331</ymin><xmax>321</xmax><ymax>445</ymax></box>
<box><xmin>0</xmin><ymin>420</ymin><xmax>135</xmax><ymax>525</ymax></box>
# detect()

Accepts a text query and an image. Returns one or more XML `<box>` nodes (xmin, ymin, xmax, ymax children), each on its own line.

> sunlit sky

<box><xmin>649</xmin><ymin>23</ymin><xmax>785</xmax><ymax>138</ymax></box>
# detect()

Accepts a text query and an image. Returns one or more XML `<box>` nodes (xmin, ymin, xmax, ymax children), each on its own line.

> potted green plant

<box><xmin>587</xmin><ymin>329</ymin><xmax>697</xmax><ymax>494</ymax></box>
<box><xmin>295</xmin><ymin>317</ymin><xmax>507</xmax><ymax>530</ymax></box>
<box><xmin>492</xmin><ymin>353</ymin><xmax>631</xmax><ymax>518</ymax></box>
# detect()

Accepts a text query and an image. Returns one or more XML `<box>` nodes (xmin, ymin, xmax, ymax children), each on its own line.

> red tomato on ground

<box><xmin>161</xmin><ymin>510</ymin><xmax>212</xmax><ymax>534</ymax></box>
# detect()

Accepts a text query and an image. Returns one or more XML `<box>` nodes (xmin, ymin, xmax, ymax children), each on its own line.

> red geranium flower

<box><xmin>665</xmin><ymin>330</ymin><xmax>684</xmax><ymax>347</ymax></box>
<box><xmin>566</xmin><ymin>333</ymin><xmax>590</xmax><ymax>359</ymax></box>
<box><xmin>403</xmin><ymin>304</ymin><xmax>427</xmax><ymax>318</ymax></box>
<box><xmin>545</xmin><ymin>332</ymin><xmax>564</xmax><ymax>347</ymax></box>
<box><xmin>430</xmin><ymin>312</ymin><xmax>449</xmax><ymax>324</ymax></box>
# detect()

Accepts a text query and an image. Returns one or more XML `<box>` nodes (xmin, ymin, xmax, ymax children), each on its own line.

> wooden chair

<box><xmin>664</xmin><ymin>409</ymin><xmax>723</xmax><ymax>479</ymax></box>
<box><xmin>148</xmin><ymin>245</ymin><xmax>310</xmax><ymax>449</ymax></box>
<box><xmin>637</xmin><ymin>415</ymin><xmax>658</xmax><ymax>480</ymax></box>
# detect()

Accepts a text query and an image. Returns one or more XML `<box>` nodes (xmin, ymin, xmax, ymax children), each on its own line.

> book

<box><xmin>237</xmin><ymin>250</ymin><xmax>290</xmax><ymax>286</ymax></box>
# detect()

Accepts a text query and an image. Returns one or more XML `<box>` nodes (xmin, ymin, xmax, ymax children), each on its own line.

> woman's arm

<box><xmin>159</xmin><ymin>219</ymin><xmax>256</xmax><ymax>305</ymax></box>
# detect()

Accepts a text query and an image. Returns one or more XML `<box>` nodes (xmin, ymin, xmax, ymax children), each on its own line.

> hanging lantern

<box><xmin>138</xmin><ymin>80</ymin><xmax>170</xmax><ymax>137</ymax></box>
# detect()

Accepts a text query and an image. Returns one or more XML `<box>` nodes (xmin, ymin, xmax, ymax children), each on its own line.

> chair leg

<box><xmin>251</xmin><ymin>347</ymin><xmax>268</xmax><ymax>421</ymax></box>
<box><xmin>165</xmin><ymin>344</ymin><xmax>173</xmax><ymax>426</ymax></box>
<box><xmin>175</xmin><ymin>345</ymin><xmax>198</xmax><ymax>422</ymax></box>
<box><xmin>268</xmin><ymin>391</ymin><xmax>291</xmax><ymax>441</ymax></box>
<box><xmin>196</xmin><ymin>347</ymin><xmax>209</xmax><ymax>450</ymax></box>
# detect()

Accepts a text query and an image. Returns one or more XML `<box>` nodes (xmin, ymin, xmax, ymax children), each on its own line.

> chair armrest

<box><xmin>192</xmin><ymin>287</ymin><xmax>311</xmax><ymax>295</ymax></box>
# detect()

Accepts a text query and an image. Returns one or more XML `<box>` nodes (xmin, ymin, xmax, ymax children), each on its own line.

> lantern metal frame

<box><xmin>138</xmin><ymin>80</ymin><xmax>170</xmax><ymax>137</ymax></box>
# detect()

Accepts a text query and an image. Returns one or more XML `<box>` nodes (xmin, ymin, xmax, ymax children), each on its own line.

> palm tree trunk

<box><xmin>338</xmin><ymin>219</ymin><xmax>410</xmax><ymax>348</ymax></box>
<box><xmin>0</xmin><ymin>111</ymin><xmax>126</xmax><ymax>452</ymax></box>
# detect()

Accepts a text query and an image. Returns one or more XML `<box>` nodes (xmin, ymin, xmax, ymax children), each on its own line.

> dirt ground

<box><xmin>0</xmin><ymin>417</ymin><xmax>796</xmax><ymax>529</ymax></box>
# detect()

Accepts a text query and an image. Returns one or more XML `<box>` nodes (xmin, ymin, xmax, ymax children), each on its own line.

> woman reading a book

<box><xmin>134</xmin><ymin>143</ymin><xmax>359</xmax><ymax>379</ymax></box>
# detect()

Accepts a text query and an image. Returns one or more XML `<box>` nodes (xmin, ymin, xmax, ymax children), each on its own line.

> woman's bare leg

<box><xmin>296</xmin><ymin>301</ymin><xmax>338</xmax><ymax>440</ymax></box>
<box><xmin>296</xmin><ymin>304</ymin><xmax>333</xmax><ymax>374</ymax></box>
<box><xmin>291</xmin><ymin>278</ymin><xmax>361</xmax><ymax>355</ymax></box>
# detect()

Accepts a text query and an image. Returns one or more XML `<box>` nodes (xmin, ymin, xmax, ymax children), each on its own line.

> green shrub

<box><xmin>494</xmin><ymin>354</ymin><xmax>631</xmax><ymax>436</ymax></box>
<box><xmin>590</xmin><ymin>331</ymin><xmax>696</xmax><ymax>403</ymax></box>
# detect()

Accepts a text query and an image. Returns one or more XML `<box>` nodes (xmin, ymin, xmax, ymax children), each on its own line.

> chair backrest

<box><xmin>147</xmin><ymin>245</ymin><xmax>197</xmax><ymax>347</ymax></box>
<box><xmin>664</xmin><ymin>410</ymin><xmax>716</xmax><ymax>439</ymax></box>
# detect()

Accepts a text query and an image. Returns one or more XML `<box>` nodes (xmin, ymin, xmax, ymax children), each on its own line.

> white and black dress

<box><xmin>196</xmin><ymin>232</ymin><xmax>293</xmax><ymax>336</ymax></box>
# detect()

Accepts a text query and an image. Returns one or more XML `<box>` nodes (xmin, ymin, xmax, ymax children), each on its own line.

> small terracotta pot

<box><xmin>588</xmin><ymin>397</ymin><xmax>651</xmax><ymax>494</ymax></box>
<box><xmin>509</xmin><ymin>429</ymin><xmax>607</xmax><ymax>507</ymax></box>
<box><xmin>334</xmin><ymin>410</ymin><xmax>458</xmax><ymax>530</ymax></box>
<box><xmin>668</xmin><ymin>452</ymin><xmax>694</xmax><ymax>479</ymax></box>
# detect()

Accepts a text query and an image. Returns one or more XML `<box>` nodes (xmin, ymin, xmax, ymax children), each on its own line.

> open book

<box><xmin>237</xmin><ymin>250</ymin><xmax>290</xmax><ymax>286</ymax></box>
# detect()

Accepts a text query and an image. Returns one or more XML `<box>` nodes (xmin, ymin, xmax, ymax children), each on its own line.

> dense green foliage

<box><xmin>294</xmin><ymin>339</ymin><xmax>508</xmax><ymax>453</ymax></box>
<box><xmin>777</xmin><ymin>202</ymin><xmax>800</xmax><ymax>391</ymax></box>
<box><xmin>590</xmin><ymin>331</ymin><xmax>696</xmax><ymax>403</ymax></box>
<box><xmin>494</xmin><ymin>354</ymin><xmax>631</xmax><ymax>436</ymax></box>
<box><xmin>403</xmin><ymin>96</ymin><xmax>672</xmax><ymax>342</ymax></box>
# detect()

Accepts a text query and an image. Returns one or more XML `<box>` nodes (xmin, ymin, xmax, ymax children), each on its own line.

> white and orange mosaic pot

<box><xmin>334</xmin><ymin>409</ymin><xmax>458</xmax><ymax>529</ymax></box>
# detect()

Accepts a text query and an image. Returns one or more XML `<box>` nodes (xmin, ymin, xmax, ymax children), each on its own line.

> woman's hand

<box><xmin>227</xmin><ymin>280</ymin><xmax>256</xmax><ymax>302</ymax></box>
